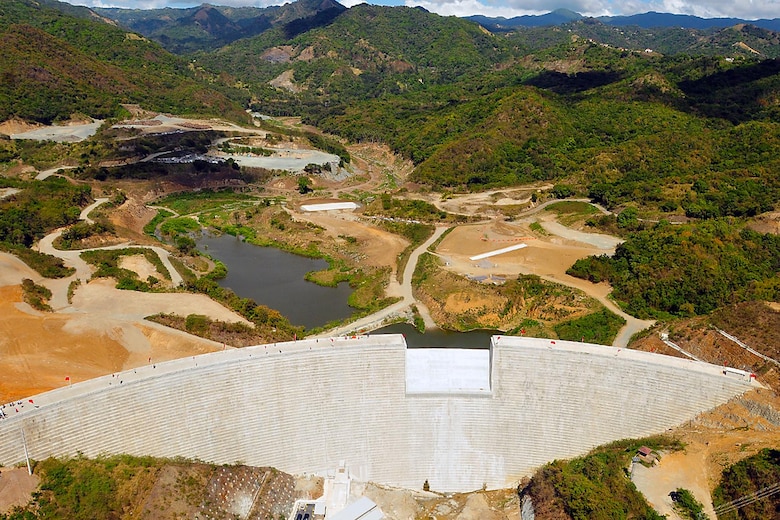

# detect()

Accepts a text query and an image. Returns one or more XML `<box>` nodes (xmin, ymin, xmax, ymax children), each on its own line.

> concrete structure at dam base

<box><xmin>0</xmin><ymin>334</ymin><xmax>756</xmax><ymax>492</ymax></box>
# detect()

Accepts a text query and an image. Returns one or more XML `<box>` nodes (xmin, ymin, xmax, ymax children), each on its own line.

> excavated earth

<box><xmin>1</xmin><ymin>134</ymin><xmax>778</xmax><ymax>519</ymax></box>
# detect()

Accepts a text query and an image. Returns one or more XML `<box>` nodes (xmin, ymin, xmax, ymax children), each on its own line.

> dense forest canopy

<box><xmin>0</xmin><ymin>0</ymin><xmax>247</xmax><ymax>124</ymax></box>
<box><xmin>567</xmin><ymin>220</ymin><xmax>780</xmax><ymax>318</ymax></box>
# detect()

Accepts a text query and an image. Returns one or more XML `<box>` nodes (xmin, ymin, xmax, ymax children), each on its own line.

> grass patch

<box><xmin>0</xmin><ymin>242</ymin><xmax>75</xmax><ymax>278</ymax></box>
<box><xmin>169</xmin><ymin>256</ymin><xmax>197</xmax><ymax>284</ymax></box>
<box><xmin>545</xmin><ymin>201</ymin><xmax>600</xmax><ymax>215</ymax></box>
<box><xmin>80</xmin><ymin>248</ymin><xmax>171</xmax><ymax>290</ymax></box>
<box><xmin>670</xmin><ymin>488</ymin><xmax>705</xmax><ymax>520</ymax></box>
<box><xmin>545</xmin><ymin>201</ymin><xmax>601</xmax><ymax>226</ymax></box>
<box><xmin>553</xmin><ymin>308</ymin><xmax>626</xmax><ymax>345</ymax></box>
<box><xmin>159</xmin><ymin>217</ymin><xmax>201</xmax><ymax>237</ymax></box>
<box><xmin>143</xmin><ymin>208</ymin><xmax>173</xmax><ymax>237</ymax></box>
<box><xmin>529</xmin><ymin>221</ymin><xmax>548</xmax><ymax>235</ymax></box>
<box><xmin>148</xmin><ymin>313</ymin><xmax>264</xmax><ymax>347</ymax></box>
<box><xmin>21</xmin><ymin>278</ymin><xmax>52</xmax><ymax>311</ymax></box>
<box><xmin>153</xmin><ymin>189</ymin><xmax>258</xmax><ymax>215</ymax></box>
<box><xmin>67</xmin><ymin>279</ymin><xmax>81</xmax><ymax>304</ymax></box>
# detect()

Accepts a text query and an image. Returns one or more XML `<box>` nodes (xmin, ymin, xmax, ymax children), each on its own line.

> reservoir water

<box><xmin>375</xmin><ymin>323</ymin><xmax>498</xmax><ymax>349</ymax></box>
<box><xmin>195</xmin><ymin>233</ymin><xmax>500</xmax><ymax>347</ymax></box>
<box><xmin>196</xmin><ymin>232</ymin><xmax>354</xmax><ymax>329</ymax></box>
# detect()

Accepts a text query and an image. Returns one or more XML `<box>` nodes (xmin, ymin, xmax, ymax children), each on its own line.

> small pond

<box><xmin>196</xmin><ymin>232</ymin><xmax>353</xmax><ymax>329</ymax></box>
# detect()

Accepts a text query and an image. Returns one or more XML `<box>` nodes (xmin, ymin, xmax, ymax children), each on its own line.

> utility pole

<box><xmin>20</xmin><ymin>428</ymin><xmax>32</xmax><ymax>476</ymax></box>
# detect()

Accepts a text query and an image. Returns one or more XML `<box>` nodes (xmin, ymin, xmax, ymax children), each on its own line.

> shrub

<box><xmin>21</xmin><ymin>278</ymin><xmax>53</xmax><ymax>311</ymax></box>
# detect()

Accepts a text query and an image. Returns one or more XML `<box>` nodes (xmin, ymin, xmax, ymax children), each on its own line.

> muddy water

<box><xmin>196</xmin><ymin>233</ymin><xmax>353</xmax><ymax>329</ymax></box>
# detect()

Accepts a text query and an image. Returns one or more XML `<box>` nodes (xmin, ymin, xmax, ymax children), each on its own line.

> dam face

<box><xmin>0</xmin><ymin>335</ymin><xmax>755</xmax><ymax>491</ymax></box>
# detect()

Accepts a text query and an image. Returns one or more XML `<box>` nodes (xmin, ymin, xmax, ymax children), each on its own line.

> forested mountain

<box><xmin>198</xmin><ymin>4</ymin><xmax>507</xmax><ymax>97</ymax></box>
<box><xmin>5</xmin><ymin>0</ymin><xmax>780</xmax><ymax>218</ymax></box>
<box><xmin>467</xmin><ymin>8</ymin><xmax>582</xmax><ymax>29</ymax></box>
<box><xmin>313</xmin><ymin>50</ymin><xmax>779</xmax><ymax>200</ymax></box>
<box><xmin>0</xmin><ymin>0</ymin><xmax>247</xmax><ymax>124</ymax></box>
<box><xmin>94</xmin><ymin>0</ymin><xmax>346</xmax><ymax>53</ymax></box>
<box><xmin>198</xmin><ymin>3</ymin><xmax>778</xmax><ymax>214</ymax></box>
<box><xmin>508</xmin><ymin>20</ymin><xmax>780</xmax><ymax>58</ymax></box>
<box><xmin>469</xmin><ymin>10</ymin><xmax>780</xmax><ymax>32</ymax></box>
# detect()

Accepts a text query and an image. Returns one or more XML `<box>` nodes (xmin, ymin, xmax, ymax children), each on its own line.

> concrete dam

<box><xmin>0</xmin><ymin>335</ymin><xmax>756</xmax><ymax>491</ymax></box>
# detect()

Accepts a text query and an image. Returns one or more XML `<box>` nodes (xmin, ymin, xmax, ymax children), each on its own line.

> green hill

<box><xmin>95</xmin><ymin>0</ymin><xmax>346</xmax><ymax>54</ymax></box>
<box><xmin>506</xmin><ymin>20</ymin><xmax>780</xmax><ymax>58</ymax></box>
<box><xmin>185</xmin><ymin>5</ymin><xmax>780</xmax><ymax>210</ymax></box>
<box><xmin>198</xmin><ymin>4</ymin><xmax>510</xmax><ymax>105</ymax></box>
<box><xmin>312</xmin><ymin>44</ymin><xmax>779</xmax><ymax>202</ymax></box>
<box><xmin>0</xmin><ymin>0</ymin><xmax>247</xmax><ymax>124</ymax></box>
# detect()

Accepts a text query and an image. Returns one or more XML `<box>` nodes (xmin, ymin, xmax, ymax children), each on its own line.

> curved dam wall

<box><xmin>0</xmin><ymin>335</ymin><xmax>755</xmax><ymax>491</ymax></box>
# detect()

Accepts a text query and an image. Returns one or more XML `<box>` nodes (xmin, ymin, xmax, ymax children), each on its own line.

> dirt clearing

<box><xmin>0</xmin><ymin>468</ymin><xmax>39</xmax><ymax>514</ymax></box>
<box><xmin>436</xmin><ymin>220</ymin><xmax>613</xmax><ymax>299</ymax></box>
<box><xmin>290</xmin><ymin>208</ymin><xmax>409</xmax><ymax>272</ymax></box>
<box><xmin>0</xmin><ymin>251</ymin><xmax>248</xmax><ymax>403</ymax></box>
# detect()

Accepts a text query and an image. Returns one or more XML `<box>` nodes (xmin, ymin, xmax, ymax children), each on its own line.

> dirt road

<box><xmin>313</xmin><ymin>226</ymin><xmax>447</xmax><ymax>337</ymax></box>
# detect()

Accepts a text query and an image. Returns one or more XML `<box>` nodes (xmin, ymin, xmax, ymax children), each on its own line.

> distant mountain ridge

<box><xmin>467</xmin><ymin>8</ymin><xmax>780</xmax><ymax>32</ymax></box>
<box><xmin>94</xmin><ymin>0</ymin><xmax>346</xmax><ymax>53</ymax></box>
<box><xmin>0</xmin><ymin>0</ymin><xmax>247</xmax><ymax>124</ymax></box>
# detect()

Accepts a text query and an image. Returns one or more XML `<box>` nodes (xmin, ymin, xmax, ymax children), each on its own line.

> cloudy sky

<box><xmin>68</xmin><ymin>0</ymin><xmax>780</xmax><ymax>21</ymax></box>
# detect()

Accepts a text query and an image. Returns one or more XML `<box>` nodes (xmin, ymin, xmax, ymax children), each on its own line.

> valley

<box><xmin>2</xmin><ymin>111</ymin><xmax>778</xmax><ymax>519</ymax></box>
<box><xmin>1</xmin><ymin>0</ymin><xmax>779</xmax><ymax>518</ymax></box>
<box><xmin>0</xmin><ymin>112</ymin><xmax>653</xmax><ymax>400</ymax></box>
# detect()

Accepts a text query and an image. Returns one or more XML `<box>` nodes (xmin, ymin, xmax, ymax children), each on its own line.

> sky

<box><xmin>68</xmin><ymin>0</ymin><xmax>780</xmax><ymax>21</ymax></box>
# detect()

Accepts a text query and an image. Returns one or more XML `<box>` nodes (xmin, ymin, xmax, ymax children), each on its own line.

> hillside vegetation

<box><xmin>0</xmin><ymin>0</ymin><xmax>247</xmax><ymax>124</ymax></box>
<box><xmin>713</xmin><ymin>448</ymin><xmax>780</xmax><ymax>519</ymax></box>
<box><xmin>195</xmin><ymin>5</ymin><xmax>780</xmax><ymax>213</ymax></box>
<box><xmin>0</xmin><ymin>455</ymin><xmax>304</xmax><ymax>520</ymax></box>
<box><xmin>521</xmin><ymin>437</ymin><xmax>682</xmax><ymax>520</ymax></box>
<box><xmin>568</xmin><ymin>220</ymin><xmax>780</xmax><ymax>318</ymax></box>
<box><xmin>199</xmin><ymin>4</ymin><xmax>508</xmax><ymax>108</ymax></box>
<box><xmin>95</xmin><ymin>0</ymin><xmax>346</xmax><ymax>54</ymax></box>
<box><xmin>507</xmin><ymin>21</ymin><xmax>780</xmax><ymax>58</ymax></box>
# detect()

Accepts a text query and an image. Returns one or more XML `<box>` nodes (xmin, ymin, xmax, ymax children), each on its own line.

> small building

<box><xmin>636</xmin><ymin>446</ymin><xmax>657</xmax><ymax>464</ymax></box>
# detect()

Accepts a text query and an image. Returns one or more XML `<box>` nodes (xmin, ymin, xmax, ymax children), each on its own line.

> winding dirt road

<box><xmin>35</xmin><ymin>198</ymin><xmax>185</xmax><ymax>310</ymax></box>
<box><xmin>314</xmin><ymin>226</ymin><xmax>447</xmax><ymax>337</ymax></box>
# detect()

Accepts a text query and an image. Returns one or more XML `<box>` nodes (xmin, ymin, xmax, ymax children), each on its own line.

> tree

<box><xmin>297</xmin><ymin>176</ymin><xmax>312</xmax><ymax>194</ymax></box>
<box><xmin>552</xmin><ymin>184</ymin><xmax>574</xmax><ymax>198</ymax></box>
<box><xmin>616</xmin><ymin>207</ymin><xmax>638</xmax><ymax>229</ymax></box>
<box><xmin>175</xmin><ymin>235</ymin><xmax>196</xmax><ymax>255</ymax></box>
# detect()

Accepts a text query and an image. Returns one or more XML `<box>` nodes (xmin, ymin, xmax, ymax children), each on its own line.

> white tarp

<box><xmin>301</xmin><ymin>202</ymin><xmax>359</xmax><ymax>212</ymax></box>
<box><xmin>469</xmin><ymin>243</ymin><xmax>527</xmax><ymax>261</ymax></box>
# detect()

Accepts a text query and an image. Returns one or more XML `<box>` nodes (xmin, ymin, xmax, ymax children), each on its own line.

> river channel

<box><xmin>196</xmin><ymin>233</ymin><xmax>353</xmax><ymax>329</ymax></box>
